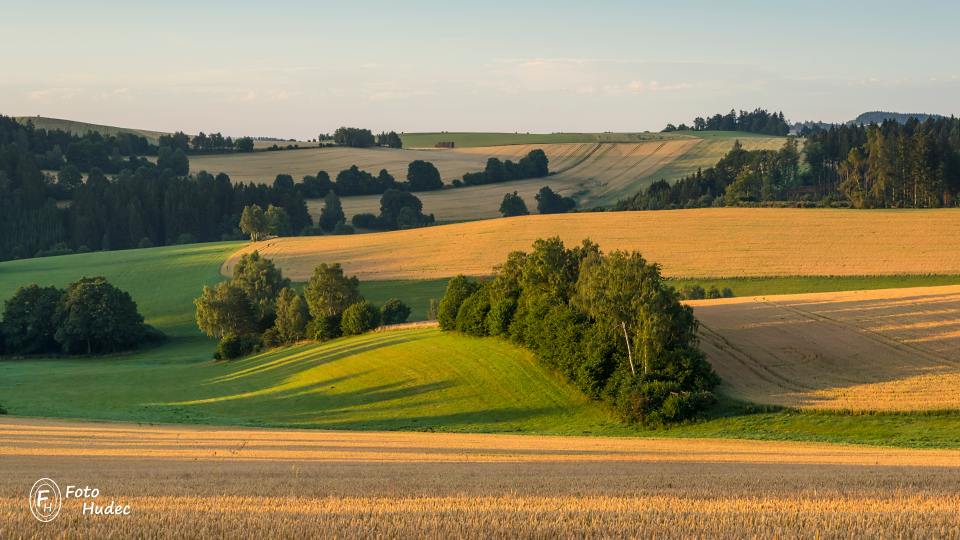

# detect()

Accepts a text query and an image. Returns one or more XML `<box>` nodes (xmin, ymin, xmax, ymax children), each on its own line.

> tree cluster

<box><xmin>333</xmin><ymin>127</ymin><xmax>376</xmax><ymax>148</ymax></box>
<box><xmin>535</xmin><ymin>186</ymin><xmax>576</xmax><ymax>214</ymax></box>
<box><xmin>664</xmin><ymin>108</ymin><xmax>790</xmax><ymax>136</ymax></box>
<box><xmin>437</xmin><ymin>238</ymin><xmax>719</xmax><ymax>425</ymax></box>
<box><xmin>459</xmin><ymin>150</ymin><xmax>549</xmax><ymax>187</ymax></box>
<box><xmin>184</xmin><ymin>131</ymin><xmax>255</xmax><ymax>153</ymax></box>
<box><xmin>351</xmin><ymin>189</ymin><xmax>435</xmax><ymax>231</ymax></box>
<box><xmin>194</xmin><ymin>252</ymin><xmax>410</xmax><ymax>359</ymax></box>
<box><xmin>376</xmin><ymin>131</ymin><xmax>403</xmax><ymax>148</ymax></box>
<box><xmin>1</xmin><ymin>277</ymin><xmax>160</xmax><ymax>356</ymax></box>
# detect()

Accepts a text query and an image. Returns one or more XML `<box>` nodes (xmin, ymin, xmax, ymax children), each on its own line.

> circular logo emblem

<box><xmin>29</xmin><ymin>478</ymin><xmax>62</xmax><ymax>522</ymax></box>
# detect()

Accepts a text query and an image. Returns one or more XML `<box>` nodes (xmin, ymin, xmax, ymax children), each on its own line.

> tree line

<box><xmin>456</xmin><ymin>150</ymin><xmax>550</xmax><ymax>187</ymax></box>
<box><xmin>663</xmin><ymin>108</ymin><xmax>790</xmax><ymax>136</ymax></box>
<box><xmin>159</xmin><ymin>131</ymin><xmax>255</xmax><ymax>154</ymax></box>
<box><xmin>194</xmin><ymin>251</ymin><xmax>410</xmax><ymax>359</ymax></box>
<box><xmin>805</xmin><ymin>117</ymin><xmax>960</xmax><ymax>208</ymax></box>
<box><xmin>333</xmin><ymin>127</ymin><xmax>403</xmax><ymax>149</ymax></box>
<box><xmin>437</xmin><ymin>238</ymin><xmax>719</xmax><ymax>425</ymax></box>
<box><xmin>1</xmin><ymin>277</ymin><xmax>161</xmax><ymax>356</ymax></box>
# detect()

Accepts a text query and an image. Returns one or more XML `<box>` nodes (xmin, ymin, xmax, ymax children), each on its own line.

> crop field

<box><xmin>223</xmin><ymin>208</ymin><xmax>960</xmax><ymax>281</ymax></box>
<box><xmin>190</xmin><ymin>132</ymin><xmax>783</xmax><ymax>222</ymax></box>
<box><xmin>689</xmin><ymin>285</ymin><xmax>960</xmax><ymax>411</ymax></box>
<box><xmin>399</xmin><ymin>131</ymin><xmax>685</xmax><ymax>148</ymax></box>
<box><xmin>3</xmin><ymin>418</ymin><xmax>960</xmax><ymax>538</ymax></box>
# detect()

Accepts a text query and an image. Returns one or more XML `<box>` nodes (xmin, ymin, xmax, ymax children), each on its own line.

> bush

<box><xmin>351</xmin><ymin>213</ymin><xmax>379</xmax><ymax>229</ymax></box>
<box><xmin>678</xmin><ymin>285</ymin><xmax>706</xmax><ymax>300</ymax></box>
<box><xmin>380</xmin><ymin>298</ymin><xmax>411</xmax><ymax>325</ymax></box>
<box><xmin>340</xmin><ymin>301</ymin><xmax>381</xmax><ymax>335</ymax></box>
<box><xmin>455</xmin><ymin>288</ymin><xmax>491</xmax><ymax>336</ymax></box>
<box><xmin>437</xmin><ymin>276</ymin><xmax>480</xmax><ymax>330</ymax></box>
<box><xmin>137</xmin><ymin>237</ymin><xmax>154</xmax><ymax>249</ymax></box>
<box><xmin>54</xmin><ymin>277</ymin><xmax>149</xmax><ymax>354</ymax></box>
<box><xmin>306</xmin><ymin>315</ymin><xmax>342</xmax><ymax>341</ymax></box>
<box><xmin>215</xmin><ymin>333</ymin><xmax>258</xmax><ymax>360</ymax></box>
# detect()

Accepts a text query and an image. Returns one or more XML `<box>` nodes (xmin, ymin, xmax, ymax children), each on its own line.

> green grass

<box><xmin>668</xmin><ymin>275</ymin><xmax>960</xmax><ymax>297</ymax></box>
<box><xmin>0</xmin><ymin>328</ymin><xmax>624</xmax><ymax>433</ymax></box>
<box><xmin>358</xmin><ymin>278</ymin><xmax>449</xmax><ymax>321</ymax></box>
<box><xmin>0</xmin><ymin>242</ymin><xmax>243</xmax><ymax>336</ymax></box>
<box><xmin>660</xmin><ymin>399</ymin><xmax>960</xmax><ymax>449</ymax></box>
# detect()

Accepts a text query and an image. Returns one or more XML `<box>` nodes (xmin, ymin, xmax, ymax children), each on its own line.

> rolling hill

<box><xmin>14</xmin><ymin>115</ymin><xmax>172</xmax><ymax>144</ymax></box>
<box><xmin>223</xmin><ymin>208</ymin><xmax>960</xmax><ymax>281</ymax></box>
<box><xmin>192</xmin><ymin>132</ymin><xmax>785</xmax><ymax>222</ymax></box>
<box><xmin>2</xmin><ymin>237</ymin><xmax>960</xmax><ymax>444</ymax></box>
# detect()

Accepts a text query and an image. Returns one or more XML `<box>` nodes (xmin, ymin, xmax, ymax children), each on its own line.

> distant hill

<box><xmin>14</xmin><ymin>115</ymin><xmax>170</xmax><ymax>144</ymax></box>
<box><xmin>851</xmin><ymin>111</ymin><xmax>946</xmax><ymax>125</ymax></box>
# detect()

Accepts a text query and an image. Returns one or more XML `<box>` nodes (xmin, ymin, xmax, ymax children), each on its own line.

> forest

<box><xmin>620</xmin><ymin>117</ymin><xmax>960</xmax><ymax>210</ymax></box>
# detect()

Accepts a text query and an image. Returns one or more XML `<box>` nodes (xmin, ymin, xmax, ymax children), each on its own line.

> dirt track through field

<box><xmin>224</xmin><ymin>208</ymin><xmax>960</xmax><ymax>281</ymax></box>
<box><xmin>3</xmin><ymin>418</ymin><xmax>960</xmax><ymax>538</ymax></box>
<box><xmin>690</xmin><ymin>285</ymin><xmax>960</xmax><ymax>410</ymax></box>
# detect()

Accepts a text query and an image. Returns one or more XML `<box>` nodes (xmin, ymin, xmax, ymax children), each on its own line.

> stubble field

<box><xmin>689</xmin><ymin>285</ymin><xmax>960</xmax><ymax>411</ymax></box>
<box><xmin>2</xmin><ymin>418</ymin><xmax>960</xmax><ymax>538</ymax></box>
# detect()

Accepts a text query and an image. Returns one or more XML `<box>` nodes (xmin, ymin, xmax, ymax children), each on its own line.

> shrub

<box><xmin>306</xmin><ymin>315</ymin><xmax>342</xmax><ymax>341</ymax></box>
<box><xmin>137</xmin><ymin>237</ymin><xmax>154</xmax><ymax>249</ymax></box>
<box><xmin>341</xmin><ymin>301</ymin><xmax>381</xmax><ymax>335</ymax></box>
<box><xmin>351</xmin><ymin>213</ymin><xmax>379</xmax><ymax>229</ymax></box>
<box><xmin>380</xmin><ymin>298</ymin><xmax>411</xmax><ymax>325</ymax></box>
<box><xmin>215</xmin><ymin>333</ymin><xmax>258</xmax><ymax>360</ymax></box>
<box><xmin>455</xmin><ymin>288</ymin><xmax>491</xmax><ymax>336</ymax></box>
<box><xmin>54</xmin><ymin>277</ymin><xmax>148</xmax><ymax>355</ymax></box>
<box><xmin>437</xmin><ymin>276</ymin><xmax>480</xmax><ymax>330</ymax></box>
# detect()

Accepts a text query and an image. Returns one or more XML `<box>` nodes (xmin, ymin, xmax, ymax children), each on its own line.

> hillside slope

<box><xmin>223</xmin><ymin>208</ymin><xmax>960</xmax><ymax>281</ymax></box>
<box><xmin>14</xmin><ymin>116</ymin><xmax>171</xmax><ymax>144</ymax></box>
<box><xmin>0</xmin><ymin>327</ymin><xmax>617</xmax><ymax>433</ymax></box>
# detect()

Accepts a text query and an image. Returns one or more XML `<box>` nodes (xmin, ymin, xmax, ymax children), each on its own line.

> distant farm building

<box><xmin>434</xmin><ymin>141</ymin><xmax>455</xmax><ymax>148</ymax></box>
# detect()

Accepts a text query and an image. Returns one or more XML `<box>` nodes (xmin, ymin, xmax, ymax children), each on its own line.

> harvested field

<box><xmin>190</xmin><ymin>143</ymin><xmax>596</xmax><ymax>184</ymax></box>
<box><xmin>3</xmin><ymin>418</ymin><xmax>960</xmax><ymax>538</ymax></box>
<box><xmin>690</xmin><ymin>285</ymin><xmax>960</xmax><ymax>411</ymax></box>
<box><xmin>223</xmin><ymin>208</ymin><xmax>960</xmax><ymax>281</ymax></box>
<box><xmin>190</xmin><ymin>134</ymin><xmax>782</xmax><ymax>222</ymax></box>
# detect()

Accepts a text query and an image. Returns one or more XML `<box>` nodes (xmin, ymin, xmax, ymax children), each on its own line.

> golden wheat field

<box><xmin>689</xmin><ymin>285</ymin><xmax>960</xmax><ymax>411</ymax></box>
<box><xmin>223</xmin><ymin>208</ymin><xmax>960</xmax><ymax>281</ymax></box>
<box><xmin>3</xmin><ymin>418</ymin><xmax>960</xmax><ymax>538</ymax></box>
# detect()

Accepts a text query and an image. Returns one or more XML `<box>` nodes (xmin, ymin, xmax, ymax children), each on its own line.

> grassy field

<box><xmin>689</xmin><ymin>285</ymin><xmax>960</xmax><ymax>411</ymax></box>
<box><xmin>671</xmin><ymin>274</ymin><xmax>960</xmax><ymax>296</ymax></box>
<box><xmin>224</xmin><ymin>208</ymin><xmax>960</xmax><ymax>281</ymax></box>
<box><xmin>14</xmin><ymin>115</ymin><xmax>171</xmax><ymax>145</ymax></box>
<box><xmin>0</xmin><ymin>328</ymin><xmax>620</xmax><ymax>433</ymax></box>
<box><xmin>3</xmin><ymin>418</ymin><xmax>960</xmax><ymax>538</ymax></box>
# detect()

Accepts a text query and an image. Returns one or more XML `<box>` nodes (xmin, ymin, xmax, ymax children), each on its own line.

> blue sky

<box><xmin>4</xmin><ymin>1</ymin><xmax>958</xmax><ymax>138</ymax></box>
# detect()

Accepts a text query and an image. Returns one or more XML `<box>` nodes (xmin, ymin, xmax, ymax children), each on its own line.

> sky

<box><xmin>3</xmin><ymin>0</ymin><xmax>959</xmax><ymax>139</ymax></box>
